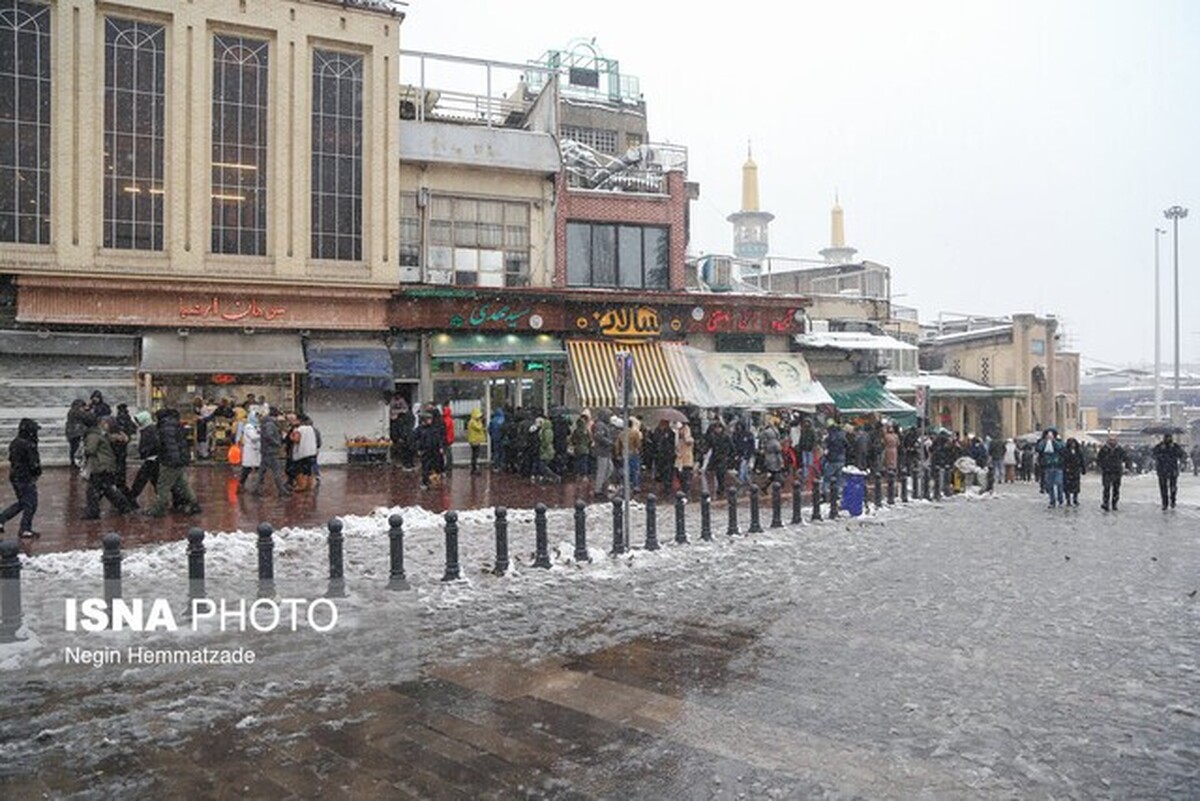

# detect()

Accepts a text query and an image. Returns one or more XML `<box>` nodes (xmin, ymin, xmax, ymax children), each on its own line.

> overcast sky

<box><xmin>401</xmin><ymin>0</ymin><xmax>1198</xmax><ymax>369</ymax></box>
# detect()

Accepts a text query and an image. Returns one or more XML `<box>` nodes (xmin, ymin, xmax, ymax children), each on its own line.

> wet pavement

<box><xmin>4</xmin><ymin>462</ymin><xmax>704</xmax><ymax>556</ymax></box>
<box><xmin>2</xmin><ymin>475</ymin><xmax>1198</xmax><ymax>798</ymax></box>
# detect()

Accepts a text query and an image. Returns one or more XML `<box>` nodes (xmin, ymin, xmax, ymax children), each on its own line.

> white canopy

<box><xmin>794</xmin><ymin>332</ymin><xmax>918</xmax><ymax>351</ymax></box>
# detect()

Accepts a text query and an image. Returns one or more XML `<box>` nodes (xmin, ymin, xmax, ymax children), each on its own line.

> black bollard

<box><xmin>102</xmin><ymin>532</ymin><xmax>122</xmax><ymax>626</ymax></box>
<box><xmin>494</xmin><ymin>507</ymin><xmax>510</xmax><ymax>575</ymax></box>
<box><xmin>986</xmin><ymin>467</ymin><xmax>995</xmax><ymax>494</ymax></box>
<box><xmin>534</xmin><ymin>503</ymin><xmax>552</xmax><ymax>568</ymax></box>
<box><xmin>829</xmin><ymin>479</ymin><xmax>839</xmax><ymax>519</ymax></box>
<box><xmin>674</xmin><ymin>492</ymin><xmax>688</xmax><ymax>544</ymax></box>
<box><xmin>327</xmin><ymin>518</ymin><xmax>347</xmax><ymax>598</ymax></box>
<box><xmin>874</xmin><ymin>472</ymin><xmax>884</xmax><ymax>511</ymax></box>
<box><xmin>792</xmin><ymin>481</ymin><xmax>805</xmax><ymax>525</ymax></box>
<box><xmin>573</xmin><ymin>500</ymin><xmax>590</xmax><ymax>563</ymax></box>
<box><xmin>700</xmin><ymin>492</ymin><xmax>713</xmax><ymax>541</ymax></box>
<box><xmin>933</xmin><ymin>468</ymin><xmax>943</xmax><ymax>500</ymax></box>
<box><xmin>387</xmin><ymin>513</ymin><xmax>410</xmax><ymax>590</ymax></box>
<box><xmin>887</xmin><ymin>473</ymin><xmax>896</xmax><ymax>506</ymax></box>
<box><xmin>922</xmin><ymin>468</ymin><xmax>931</xmax><ymax>500</ymax></box>
<box><xmin>644</xmin><ymin>494</ymin><xmax>659</xmax><ymax>551</ymax></box>
<box><xmin>748</xmin><ymin>485</ymin><xmax>763</xmax><ymax>534</ymax></box>
<box><xmin>256</xmin><ymin>523</ymin><xmax>275</xmax><ymax>598</ymax></box>
<box><xmin>186</xmin><ymin>527</ymin><xmax>206</xmax><ymax>603</ymax></box>
<box><xmin>901</xmin><ymin>470</ymin><xmax>909</xmax><ymax>503</ymax></box>
<box><xmin>0</xmin><ymin>540</ymin><xmax>23</xmax><ymax>643</ymax></box>
<box><xmin>770</xmin><ymin>482</ymin><xmax>783</xmax><ymax>529</ymax></box>
<box><xmin>611</xmin><ymin>498</ymin><xmax>626</xmax><ymax>556</ymax></box>
<box><xmin>812</xmin><ymin>482</ymin><xmax>823</xmax><ymax>521</ymax></box>
<box><xmin>726</xmin><ymin>487</ymin><xmax>740</xmax><ymax>536</ymax></box>
<box><xmin>442</xmin><ymin>511</ymin><xmax>462</xmax><ymax>581</ymax></box>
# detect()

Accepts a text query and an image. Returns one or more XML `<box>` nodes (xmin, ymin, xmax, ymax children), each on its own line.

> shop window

<box><xmin>0</xmin><ymin>0</ymin><xmax>51</xmax><ymax>245</ymax></box>
<box><xmin>311</xmin><ymin>49</ymin><xmax>362</xmax><ymax>261</ymax></box>
<box><xmin>211</xmin><ymin>35</ymin><xmax>268</xmax><ymax>256</ymax></box>
<box><xmin>716</xmin><ymin>334</ymin><xmax>764</xmax><ymax>353</ymax></box>
<box><xmin>103</xmin><ymin>17</ymin><xmax>165</xmax><ymax>251</ymax></box>
<box><xmin>566</xmin><ymin>221</ymin><xmax>669</xmax><ymax>289</ymax></box>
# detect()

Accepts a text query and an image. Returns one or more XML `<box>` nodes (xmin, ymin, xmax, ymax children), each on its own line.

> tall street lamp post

<box><xmin>1164</xmin><ymin>205</ymin><xmax>1188</xmax><ymax>408</ymax></box>
<box><xmin>1154</xmin><ymin>227</ymin><xmax>1166</xmax><ymax>420</ymax></box>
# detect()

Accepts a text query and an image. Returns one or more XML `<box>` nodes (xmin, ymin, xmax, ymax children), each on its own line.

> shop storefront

<box><xmin>303</xmin><ymin>337</ymin><xmax>394</xmax><ymax>464</ymax></box>
<box><xmin>427</xmin><ymin>331</ymin><xmax>566</xmax><ymax>464</ymax></box>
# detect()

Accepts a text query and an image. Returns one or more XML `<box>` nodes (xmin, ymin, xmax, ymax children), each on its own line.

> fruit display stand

<box><xmin>346</xmin><ymin>437</ymin><xmax>391</xmax><ymax>465</ymax></box>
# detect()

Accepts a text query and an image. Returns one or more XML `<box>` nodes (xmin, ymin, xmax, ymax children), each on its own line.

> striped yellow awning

<box><xmin>566</xmin><ymin>339</ymin><xmax>684</xmax><ymax>409</ymax></box>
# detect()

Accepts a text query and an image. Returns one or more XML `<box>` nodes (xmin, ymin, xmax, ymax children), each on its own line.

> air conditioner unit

<box><xmin>700</xmin><ymin>255</ymin><xmax>733</xmax><ymax>290</ymax></box>
<box><xmin>427</xmin><ymin>269</ymin><xmax>452</xmax><ymax>285</ymax></box>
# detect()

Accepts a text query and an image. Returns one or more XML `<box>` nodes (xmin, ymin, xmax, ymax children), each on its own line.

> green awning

<box><xmin>819</xmin><ymin>375</ymin><xmax>917</xmax><ymax>421</ymax></box>
<box><xmin>428</xmin><ymin>332</ymin><xmax>565</xmax><ymax>361</ymax></box>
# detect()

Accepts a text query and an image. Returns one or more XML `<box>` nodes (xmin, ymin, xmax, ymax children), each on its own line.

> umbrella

<box><xmin>1142</xmin><ymin>424</ymin><xmax>1186</xmax><ymax>436</ymax></box>
<box><xmin>645</xmin><ymin>408</ymin><xmax>689</xmax><ymax>426</ymax></box>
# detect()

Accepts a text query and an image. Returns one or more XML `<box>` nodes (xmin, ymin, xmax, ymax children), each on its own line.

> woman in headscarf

<box><xmin>1062</xmin><ymin>437</ymin><xmax>1086</xmax><ymax>507</ymax></box>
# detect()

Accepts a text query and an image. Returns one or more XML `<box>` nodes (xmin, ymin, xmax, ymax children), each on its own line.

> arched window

<box><xmin>103</xmin><ymin>18</ymin><xmax>165</xmax><ymax>250</ymax></box>
<box><xmin>0</xmin><ymin>0</ymin><xmax>51</xmax><ymax>244</ymax></box>
<box><xmin>311</xmin><ymin>49</ymin><xmax>362</xmax><ymax>261</ymax></box>
<box><xmin>212</xmin><ymin>35</ymin><xmax>269</xmax><ymax>255</ymax></box>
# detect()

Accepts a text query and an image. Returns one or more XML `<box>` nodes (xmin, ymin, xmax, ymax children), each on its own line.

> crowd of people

<box><xmin>2</xmin><ymin>393</ymin><xmax>1195</xmax><ymax>538</ymax></box>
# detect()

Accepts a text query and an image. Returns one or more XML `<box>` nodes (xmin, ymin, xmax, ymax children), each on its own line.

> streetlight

<box><xmin>1154</xmin><ymin>227</ymin><xmax>1166</xmax><ymax>420</ymax></box>
<box><xmin>1164</xmin><ymin>205</ymin><xmax>1188</xmax><ymax>409</ymax></box>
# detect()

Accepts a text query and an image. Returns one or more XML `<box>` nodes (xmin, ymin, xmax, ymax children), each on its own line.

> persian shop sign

<box><xmin>179</xmin><ymin>296</ymin><xmax>287</xmax><ymax>322</ymax></box>
<box><xmin>576</xmin><ymin>305</ymin><xmax>683</xmax><ymax>342</ymax></box>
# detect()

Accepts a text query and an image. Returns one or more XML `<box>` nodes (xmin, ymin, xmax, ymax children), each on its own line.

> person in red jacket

<box><xmin>441</xmin><ymin>403</ymin><xmax>456</xmax><ymax>472</ymax></box>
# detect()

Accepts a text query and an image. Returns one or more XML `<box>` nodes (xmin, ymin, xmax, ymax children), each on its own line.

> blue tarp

<box><xmin>304</xmin><ymin>340</ymin><xmax>394</xmax><ymax>390</ymax></box>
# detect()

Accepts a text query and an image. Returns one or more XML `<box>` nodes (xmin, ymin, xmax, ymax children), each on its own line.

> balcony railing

<box><xmin>399</xmin><ymin>50</ymin><xmax>555</xmax><ymax>129</ymax></box>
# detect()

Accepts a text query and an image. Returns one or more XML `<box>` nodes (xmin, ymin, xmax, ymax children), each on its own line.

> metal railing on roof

<box><xmin>399</xmin><ymin>50</ymin><xmax>556</xmax><ymax>129</ymax></box>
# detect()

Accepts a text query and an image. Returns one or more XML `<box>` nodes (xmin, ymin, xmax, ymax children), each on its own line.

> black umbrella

<box><xmin>1142</xmin><ymin>424</ymin><xmax>1186</xmax><ymax>436</ymax></box>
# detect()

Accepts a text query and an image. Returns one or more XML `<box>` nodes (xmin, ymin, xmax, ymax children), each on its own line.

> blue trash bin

<box><xmin>841</xmin><ymin>472</ymin><xmax>866</xmax><ymax>516</ymax></box>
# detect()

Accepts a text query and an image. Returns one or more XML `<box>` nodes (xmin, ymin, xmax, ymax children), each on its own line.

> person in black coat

<box><xmin>1</xmin><ymin>418</ymin><xmax>41</xmax><ymax>537</ymax></box>
<box><xmin>704</xmin><ymin>421</ymin><xmax>734</xmax><ymax>495</ymax></box>
<box><xmin>651</xmin><ymin>420</ymin><xmax>676</xmax><ymax>495</ymax></box>
<box><xmin>88</xmin><ymin>390</ymin><xmax>111</xmax><ymax>420</ymax></box>
<box><xmin>1095</xmin><ymin>435</ymin><xmax>1125</xmax><ymax>512</ymax></box>
<box><xmin>415</xmin><ymin>412</ymin><xmax>443</xmax><ymax>489</ymax></box>
<box><xmin>1152</xmin><ymin>434</ymin><xmax>1186</xmax><ymax>510</ymax></box>
<box><xmin>112</xmin><ymin>403</ymin><xmax>137</xmax><ymax>492</ymax></box>
<box><xmin>1061</xmin><ymin>438</ymin><xmax>1086</xmax><ymax>506</ymax></box>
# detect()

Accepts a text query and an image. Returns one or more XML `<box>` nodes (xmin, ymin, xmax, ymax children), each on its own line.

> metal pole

<box><xmin>1155</xmin><ymin>227</ymin><xmax>1165</xmax><ymax>420</ymax></box>
<box><xmin>1164</xmin><ymin>206</ymin><xmax>1188</xmax><ymax>409</ymax></box>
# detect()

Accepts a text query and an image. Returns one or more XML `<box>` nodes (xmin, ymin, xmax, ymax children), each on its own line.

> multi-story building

<box><xmin>0</xmin><ymin>0</ymin><xmax>403</xmax><ymax>461</ymax></box>
<box><xmin>917</xmin><ymin>313</ymin><xmax>1080</xmax><ymax>437</ymax></box>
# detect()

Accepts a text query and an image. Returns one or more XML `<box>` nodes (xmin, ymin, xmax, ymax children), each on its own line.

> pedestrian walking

<box><xmin>488</xmin><ymin>407</ymin><xmax>507</xmax><ymax>471</ymax></box>
<box><xmin>112</xmin><ymin>403</ymin><xmax>137</xmax><ymax>491</ymax></box>
<box><xmin>145</xmin><ymin>408</ymin><xmax>200</xmax><ymax>517</ymax></box>
<box><xmin>822</xmin><ymin>421</ymin><xmax>848</xmax><ymax>500</ymax></box>
<box><xmin>761</xmin><ymin>424</ymin><xmax>783</xmax><ymax>488</ymax></box>
<box><xmin>1152</xmin><ymin>434</ymin><xmax>1186</xmax><ymax>510</ymax></box>
<box><xmin>1062</xmin><ymin>437</ymin><xmax>1085</xmax><ymax>506</ymax></box>
<box><xmin>591</xmin><ymin>410</ymin><xmax>614</xmax><ymax>498</ymax></box>
<box><xmin>532</xmin><ymin>417</ymin><xmax>560</xmax><ymax>483</ymax></box>
<box><xmin>236</xmin><ymin>411</ymin><xmax>263</xmax><ymax>491</ymax></box>
<box><xmin>81</xmin><ymin>414</ymin><xmax>134</xmax><ymax>520</ymax></box>
<box><xmin>249</xmin><ymin>410</ymin><xmax>290</xmax><ymax>497</ymax></box>
<box><xmin>1096</xmin><ymin>434</ymin><xmax>1125</xmax><ymax>512</ymax></box>
<box><xmin>125</xmin><ymin>411</ymin><xmax>158</xmax><ymax>508</ymax></box>
<box><xmin>1037</xmin><ymin>429</ymin><xmax>1065</xmax><ymax>508</ymax></box>
<box><xmin>65</xmin><ymin>398</ymin><xmax>88</xmax><ymax>469</ymax></box>
<box><xmin>675</xmin><ymin>419</ymin><xmax>696</xmax><ymax>496</ymax></box>
<box><xmin>289</xmin><ymin>415</ymin><xmax>319</xmax><ymax>492</ymax></box>
<box><xmin>1002</xmin><ymin>438</ymin><xmax>1018</xmax><ymax>483</ymax></box>
<box><xmin>0</xmin><ymin>418</ymin><xmax>41</xmax><ymax>538</ymax></box>
<box><xmin>570</xmin><ymin>412</ymin><xmax>592</xmax><ymax>477</ymax></box>
<box><xmin>416</xmin><ymin>411</ymin><xmax>443</xmax><ymax>490</ymax></box>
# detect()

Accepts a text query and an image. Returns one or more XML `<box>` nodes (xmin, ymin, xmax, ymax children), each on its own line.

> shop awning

<box><xmin>428</xmin><ymin>332</ymin><xmax>565</xmax><ymax>361</ymax></box>
<box><xmin>661</xmin><ymin>344</ymin><xmax>835</xmax><ymax>409</ymax></box>
<box><xmin>140</xmin><ymin>331</ymin><xmax>307</xmax><ymax>375</ymax></box>
<box><xmin>819</xmin><ymin>375</ymin><xmax>917</xmax><ymax>417</ymax></box>
<box><xmin>304</xmin><ymin>338</ymin><xmax>394</xmax><ymax>390</ymax></box>
<box><xmin>0</xmin><ymin>330</ymin><xmax>139</xmax><ymax>358</ymax></box>
<box><xmin>566</xmin><ymin>340</ymin><xmax>683</xmax><ymax>409</ymax></box>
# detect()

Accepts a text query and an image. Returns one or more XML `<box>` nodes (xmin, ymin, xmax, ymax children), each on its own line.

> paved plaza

<box><xmin>0</xmin><ymin>474</ymin><xmax>1197</xmax><ymax>799</ymax></box>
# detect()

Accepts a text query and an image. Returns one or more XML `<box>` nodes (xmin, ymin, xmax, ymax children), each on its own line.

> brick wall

<box><xmin>554</xmin><ymin>171</ymin><xmax>689</xmax><ymax>289</ymax></box>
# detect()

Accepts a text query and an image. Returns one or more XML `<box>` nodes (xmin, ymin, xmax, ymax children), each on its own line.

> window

<box><xmin>0</xmin><ymin>0</ymin><xmax>50</xmax><ymax>244</ymax></box>
<box><xmin>980</xmin><ymin>356</ymin><xmax>990</xmax><ymax>385</ymax></box>
<box><xmin>103</xmin><ymin>17</ymin><xmax>165</xmax><ymax>251</ymax></box>
<box><xmin>950</xmin><ymin>358</ymin><xmax>961</xmax><ymax>377</ymax></box>
<box><xmin>1031</xmin><ymin>338</ymin><xmax>1045</xmax><ymax>356</ymax></box>
<box><xmin>398</xmin><ymin>192</ymin><xmax>419</xmax><ymax>271</ymax></box>
<box><xmin>561</xmin><ymin>125</ymin><xmax>617</xmax><ymax>155</ymax></box>
<box><xmin>311</xmin><ymin>49</ymin><xmax>362</xmax><ymax>261</ymax></box>
<box><xmin>211</xmin><ymin>35</ymin><xmax>268</xmax><ymax>256</ymax></box>
<box><xmin>418</xmin><ymin>195</ymin><xmax>529</xmax><ymax>287</ymax></box>
<box><xmin>566</xmin><ymin>221</ymin><xmax>669</xmax><ymax>289</ymax></box>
